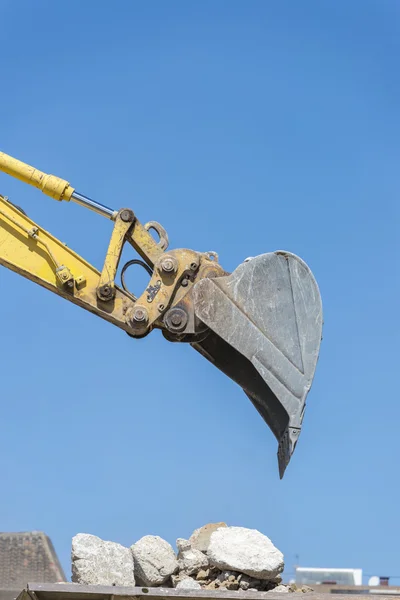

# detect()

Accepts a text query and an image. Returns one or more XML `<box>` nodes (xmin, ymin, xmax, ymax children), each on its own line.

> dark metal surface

<box><xmin>192</xmin><ymin>251</ymin><xmax>323</xmax><ymax>478</ymax></box>
<box><xmin>164</xmin><ymin>308</ymin><xmax>189</xmax><ymax>332</ymax></box>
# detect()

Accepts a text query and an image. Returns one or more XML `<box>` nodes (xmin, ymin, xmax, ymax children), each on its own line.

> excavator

<box><xmin>0</xmin><ymin>151</ymin><xmax>323</xmax><ymax>478</ymax></box>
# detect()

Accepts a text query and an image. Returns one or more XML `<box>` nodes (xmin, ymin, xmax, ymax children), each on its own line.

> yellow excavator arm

<box><xmin>0</xmin><ymin>193</ymin><xmax>136</xmax><ymax>331</ymax></box>
<box><xmin>0</xmin><ymin>150</ymin><xmax>323</xmax><ymax>477</ymax></box>
<box><xmin>0</xmin><ymin>151</ymin><xmax>225</xmax><ymax>338</ymax></box>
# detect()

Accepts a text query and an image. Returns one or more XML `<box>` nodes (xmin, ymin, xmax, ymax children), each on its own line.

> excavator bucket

<box><xmin>191</xmin><ymin>251</ymin><xmax>323</xmax><ymax>478</ymax></box>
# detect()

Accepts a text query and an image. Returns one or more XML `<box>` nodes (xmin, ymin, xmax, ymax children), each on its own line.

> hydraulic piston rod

<box><xmin>70</xmin><ymin>192</ymin><xmax>115</xmax><ymax>219</ymax></box>
<box><xmin>0</xmin><ymin>152</ymin><xmax>116</xmax><ymax>219</ymax></box>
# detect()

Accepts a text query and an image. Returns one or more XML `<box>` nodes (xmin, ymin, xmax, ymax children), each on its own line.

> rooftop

<box><xmin>0</xmin><ymin>532</ymin><xmax>66</xmax><ymax>587</ymax></box>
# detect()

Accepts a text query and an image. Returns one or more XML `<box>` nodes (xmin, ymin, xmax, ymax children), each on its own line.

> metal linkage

<box><xmin>0</xmin><ymin>151</ymin><xmax>226</xmax><ymax>341</ymax></box>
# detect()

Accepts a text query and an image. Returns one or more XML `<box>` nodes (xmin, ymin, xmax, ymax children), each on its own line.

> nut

<box><xmin>132</xmin><ymin>306</ymin><xmax>148</xmax><ymax>322</ymax></box>
<box><xmin>160</xmin><ymin>255</ymin><xmax>178</xmax><ymax>273</ymax></box>
<box><xmin>164</xmin><ymin>308</ymin><xmax>188</xmax><ymax>332</ymax></box>
<box><xmin>190</xmin><ymin>261</ymin><xmax>198</xmax><ymax>271</ymax></box>
<box><xmin>98</xmin><ymin>284</ymin><xmax>115</xmax><ymax>301</ymax></box>
<box><xmin>125</xmin><ymin>306</ymin><xmax>150</xmax><ymax>331</ymax></box>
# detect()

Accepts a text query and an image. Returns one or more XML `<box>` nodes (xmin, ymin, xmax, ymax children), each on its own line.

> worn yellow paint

<box><xmin>98</xmin><ymin>214</ymin><xmax>133</xmax><ymax>297</ymax></box>
<box><xmin>0</xmin><ymin>195</ymin><xmax>136</xmax><ymax>332</ymax></box>
<box><xmin>126</xmin><ymin>218</ymin><xmax>164</xmax><ymax>268</ymax></box>
<box><xmin>0</xmin><ymin>152</ymin><xmax>74</xmax><ymax>201</ymax></box>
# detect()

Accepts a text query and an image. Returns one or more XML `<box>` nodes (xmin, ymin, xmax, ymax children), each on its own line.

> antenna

<box><xmin>368</xmin><ymin>576</ymin><xmax>380</xmax><ymax>586</ymax></box>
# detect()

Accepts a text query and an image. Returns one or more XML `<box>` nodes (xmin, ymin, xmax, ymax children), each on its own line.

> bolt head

<box><xmin>170</xmin><ymin>313</ymin><xmax>182</xmax><ymax>326</ymax></box>
<box><xmin>133</xmin><ymin>307</ymin><xmax>148</xmax><ymax>322</ymax></box>
<box><xmin>99</xmin><ymin>284</ymin><xmax>114</xmax><ymax>300</ymax></box>
<box><xmin>120</xmin><ymin>209</ymin><xmax>134</xmax><ymax>222</ymax></box>
<box><xmin>190</xmin><ymin>262</ymin><xmax>198</xmax><ymax>271</ymax></box>
<box><xmin>126</xmin><ymin>305</ymin><xmax>149</xmax><ymax>330</ymax></box>
<box><xmin>161</xmin><ymin>259</ymin><xmax>174</xmax><ymax>272</ymax></box>
<box><xmin>165</xmin><ymin>308</ymin><xmax>188</xmax><ymax>332</ymax></box>
<box><xmin>160</xmin><ymin>255</ymin><xmax>178</xmax><ymax>273</ymax></box>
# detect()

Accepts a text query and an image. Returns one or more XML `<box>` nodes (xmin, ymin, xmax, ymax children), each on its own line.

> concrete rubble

<box><xmin>71</xmin><ymin>533</ymin><xmax>135</xmax><ymax>586</ymax></box>
<box><xmin>207</xmin><ymin>526</ymin><xmax>284</xmax><ymax>580</ymax></box>
<box><xmin>71</xmin><ymin>523</ymin><xmax>313</xmax><ymax>593</ymax></box>
<box><xmin>131</xmin><ymin>535</ymin><xmax>178</xmax><ymax>586</ymax></box>
<box><xmin>177</xmin><ymin>537</ymin><xmax>209</xmax><ymax>575</ymax></box>
<box><xmin>176</xmin><ymin>577</ymin><xmax>202</xmax><ymax>590</ymax></box>
<box><xmin>189</xmin><ymin>522</ymin><xmax>227</xmax><ymax>552</ymax></box>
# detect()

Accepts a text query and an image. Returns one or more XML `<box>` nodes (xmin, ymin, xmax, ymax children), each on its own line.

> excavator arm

<box><xmin>0</xmin><ymin>194</ymin><xmax>137</xmax><ymax>331</ymax></box>
<box><xmin>0</xmin><ymin>151</ymin><xmax>323</xmax><ymax>477</ymax></box>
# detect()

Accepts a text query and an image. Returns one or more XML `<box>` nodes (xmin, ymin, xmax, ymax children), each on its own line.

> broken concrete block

<box><xmin>196</xmin><ymin>568</ymin><xmax>209</xmax><ymax>580</ymax></box>
<box><xmin>176</xmin><ymin>577</ymin><xmax>202</xmax><ymax>590</ymax></box>
<box><xmin>131</xmin><ymin>535</ymin><xmax>178</xmax><ymax>586</ymax></box>
<box><xmin>71</xmin><ymin>533</ymin><xmax>135</xmax><ymax>585</ymax></box>
<box><xmin>207</xmin><ymin>526</ymin><xmax>284</xmax><ymax>580</ymax></box>
<box><xmin>189</xmin><ymin>522</ymin><xmax>227</xmax><ymax>553</ymax></box>
<box><xmin>268</xmin><ymin>584</ymin><xmax>290</xmax><ymax>593</ymax></box>
<box><xmin>177</xmin><ymin>538</ymin><xmax>209</xmax><ymax>575</ymax></box>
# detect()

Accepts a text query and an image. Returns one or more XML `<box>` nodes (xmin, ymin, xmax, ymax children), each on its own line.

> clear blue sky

<box><xmin>1</xmin><ymin>0</ymin><xmax>399</xmax><ymax>584</ymax></box>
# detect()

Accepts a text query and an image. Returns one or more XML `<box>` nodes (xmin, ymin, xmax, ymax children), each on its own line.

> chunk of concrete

<box><xmin>71</xmin><ymin>533</ymin><xmax>135</xmax><ymax>585</ymax></box>
<box><xmin>176</xmin><ymin>577</ymin><xmax>202</xmax><ymax>590</ymax></box>
<box><xmin>177</xmin><ymin>538</ymin><xmax>209</xmax><ymax>575</ymax></box>
<box><xmin>268</xmin><ymin>585</ymin><xmax>290</xmax><ymax>593</ymax></box>
<box><xmin>207</xmin><ymin>526</ymin><xmax>284</xmax><ymax>580</ymax></box>
<box><xmin>196</xmin><ymin>569</ymin><xmax>210</xmax><ymax>580</ymax></box>
<box><xmin>189</xmin><ymin>522</ymin><xmax>227</xmax><ymax>553</ymax></box>
<box><xmin>131</xmin><ymin>535</ymin><xmax>178</xmax><ymax>586</ymax></box>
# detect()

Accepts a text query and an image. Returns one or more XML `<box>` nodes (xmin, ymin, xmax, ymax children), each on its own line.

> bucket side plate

<box><xmin>192</xmin><ymin>251</ymin><xmax>323</xmax><ymax>477</ymax></box>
